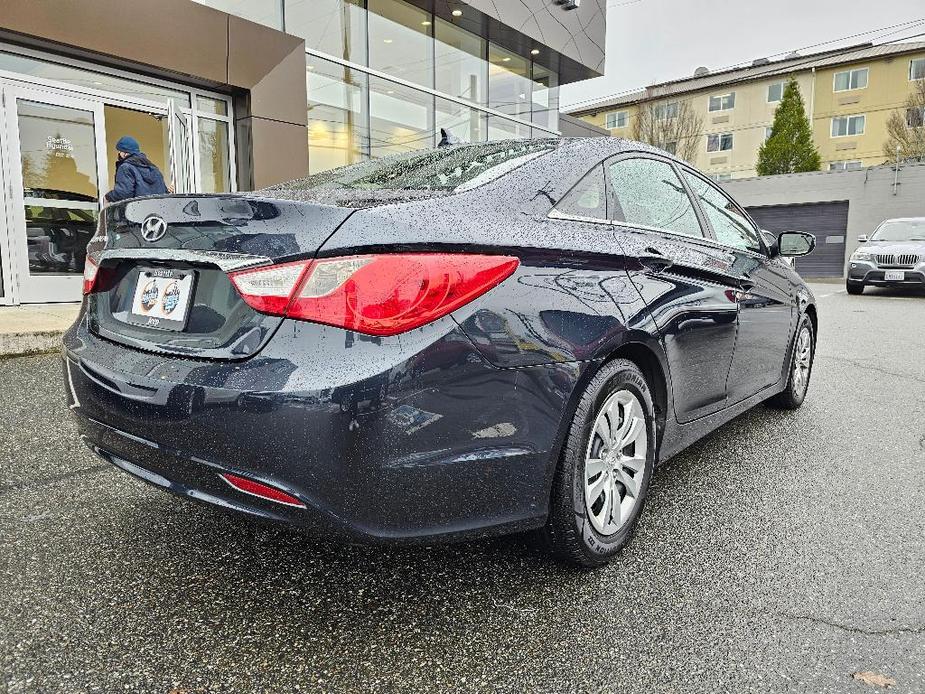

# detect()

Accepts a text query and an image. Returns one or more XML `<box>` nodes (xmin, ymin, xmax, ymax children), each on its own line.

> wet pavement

<box><xmin>2</xmin><ymin>283</ymin><xmax>923</xmax><ymax>693</ymax></box>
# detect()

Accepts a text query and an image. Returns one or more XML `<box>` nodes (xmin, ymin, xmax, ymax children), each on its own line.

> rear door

<box><xmin>606</xmin><ymin>154</ymin><xmax>740</xmax><ymax>423</ymax></box>
<box><xmin>681</xmin><ymin>170</ymin><xmax>794</xmax><ymax>403</ymax></box>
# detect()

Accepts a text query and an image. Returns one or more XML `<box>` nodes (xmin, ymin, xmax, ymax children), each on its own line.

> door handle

<box><xmin>734</xmin><ymin>277</ymin><xmax>756</xmax><ymax>302</ymax></box>
<box><xmin>638</xmin><ymin>247</ymin><xmax>674</xmax><ymax>273</ymax></box>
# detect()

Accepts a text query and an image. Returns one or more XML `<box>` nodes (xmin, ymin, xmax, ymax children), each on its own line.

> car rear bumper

<box><xmin>847</xmin><ymin>262</ymin><xmax>925</xmax><ymax>287</ymax></box>
<box><xmin>63</xmin><ymin>311</ymin><xmax>587</xmax><ymax>543</ymax></box>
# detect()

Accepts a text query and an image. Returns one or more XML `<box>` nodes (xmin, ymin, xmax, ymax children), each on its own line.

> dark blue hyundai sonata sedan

<box><xmin>63</xmin><ymin>138</ymin><xmax>817</xmax><ymax>566</ymax></box>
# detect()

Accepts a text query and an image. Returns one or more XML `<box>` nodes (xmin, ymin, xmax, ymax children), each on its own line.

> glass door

<box><xmin>2</xmin><ymin>86</ymin><xmax>107</xmax><ymax>303</ymax></box>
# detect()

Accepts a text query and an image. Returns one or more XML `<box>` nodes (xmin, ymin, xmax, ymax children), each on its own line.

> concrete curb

<box><xmin>0</xmin><ymin>304</ymin><xmax>79</xmax><ymax>358</ymax></box>
<box><xmin>0</xmin><ymin>331</ymin><xmax>63</xmax><ymax>358</ymax></box>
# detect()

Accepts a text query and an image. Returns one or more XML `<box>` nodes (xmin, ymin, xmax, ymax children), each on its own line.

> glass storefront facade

<box><xmin>302</xmin><ymin>0</ymin><xmax>561</xmax><ymax>173</ymax></box>
<box><xmin>0</xmin><ymin>45</ymin><xmax>235</xmax><ymax>303</ymax></box>
<box><xmin>0</xmin><ymin>49</ymin><xmax>235</xmax><ymax>197</ymax></box>
<box><xmin>195</xmin><ymin>0</ymin><xmax>562</xmax><ymax>174</ymax></box>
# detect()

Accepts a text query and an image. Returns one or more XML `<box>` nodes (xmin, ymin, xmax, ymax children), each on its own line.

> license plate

<box><xmin>127</xmin><ymin>268</ymin><xmax>195</xmax><ymax>331</ymax></box>
<box><xmin>884</xmin><ymin>270</ymin><xmax>905</xmax><ymax>281</ymax></box>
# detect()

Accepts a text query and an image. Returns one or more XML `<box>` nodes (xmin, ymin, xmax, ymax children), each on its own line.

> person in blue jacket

<box><xmin>104</xmin><ymin>136</ymin><xmax>169</xmax><ymax>203</ymax></box>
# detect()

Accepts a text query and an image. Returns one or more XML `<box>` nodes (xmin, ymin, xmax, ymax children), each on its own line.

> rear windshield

<box><xmin>872</xmin><ymin>219</ymin><xmax>925</xmax><ymax>242</ymax></box>
<box><xmin>262</xmin><ymin>140</ymin><xmax>555</xmax><ymax>203</ymax></box>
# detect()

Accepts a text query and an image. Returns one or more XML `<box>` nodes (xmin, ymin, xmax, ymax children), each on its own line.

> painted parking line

<box><xmin>816</xmin><ymin>290</ymin><xmax>846</xmax><ymax>298</ymax></box>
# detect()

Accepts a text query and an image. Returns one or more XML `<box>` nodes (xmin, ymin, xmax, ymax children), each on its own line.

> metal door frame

<box><xmin>1</xmin><ymin>84</ymin><xmax>108</xmax><ymax>303</ymax></box>
<box><xmin>0</xmin><ymin>86</ymin><xmax>13</xmax><ymax>304</ymax></box>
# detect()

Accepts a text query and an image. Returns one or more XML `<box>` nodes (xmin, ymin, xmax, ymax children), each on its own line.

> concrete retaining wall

<box><xmin>723</xmin><ymin>162</ymin><xmax>925</xmax><ymax>275</ymax></box>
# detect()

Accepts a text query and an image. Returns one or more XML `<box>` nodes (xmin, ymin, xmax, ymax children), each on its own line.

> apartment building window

<box><xmin>710</xmin><ymin>173</ymin><xmax>732</xmax><ymax>182</ymax></box>
<box><xmin>706</xmin><ymin>132</ymin><xmax>733</xmax><ymax>152</ymax></box>
<box><xmin>664</xmin><ymin>141</ymin><xmax>677</xmax><ymax>155</ymax></box>
<box><xmin>908</xmin><ymin>108</ymin><xmax>925</xmax><ymax>128</ymax></box>
<box><xmin>829</xmin><ymin>161</ymin><xmax>862</xmax><ymax>171</ymax></box>
<box><xmin>833</xmin><ymin>67</ymin><xmax>868</xmax><ymax>91</ymax></box>
<box><xmin>831</xmin><ymin>115</ymin><xmax>865</xmax><ymax>137</ymax></box>
<box><xmin>605</xmin><ymin>111</ymin><xmax>628</xmax><ymax>128</ymax></box>
<box><xmin>708</xmin><ymin>92</ymin><xmax>735</xmax><ymax>112</ymax></box>
<box><xmin>764</xmin><ymin>126</ymin><xmax>773</xmax><ymax>142</ymax></box>
<box><xmin>767</xmin><ymin>82</ymin><xmax>785</xmax><ymax>103</ymax></box>
<box><xmin>911</xmin><ymin>58</ymin><xmax>925</xmax><ymax>81</ymax></box>
<box><xmin>654</xmin><ymin>102</ymin><xmax>679</xmax><ymax>120</ymax></box>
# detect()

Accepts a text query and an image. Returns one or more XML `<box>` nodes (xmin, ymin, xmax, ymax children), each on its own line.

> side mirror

<box><xmin>778</xmin><ymin>231</ymin><xmax>816</xmax><ymax>257</ymax></box>
<box><xmin>857</xmin><ymin>234</ymin><xmax>869</xmax><ymax>243</ymax></box>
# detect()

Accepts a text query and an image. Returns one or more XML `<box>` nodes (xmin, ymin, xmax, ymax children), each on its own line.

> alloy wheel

<box><xmin>792</xmin><ymin>326</ymin><xmax>812</xmax><ymax>396</ymax></box>
<box><xmin>584</xmin><ymin>389</ymin><xmax>648</xmax><ymax>536</ymax></box>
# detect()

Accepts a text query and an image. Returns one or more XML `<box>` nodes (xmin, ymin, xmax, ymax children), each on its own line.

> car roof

<box><xmin>255</xmin><ymin>137</ymin><xmax>685</xmax><ymax>209</ymax></box>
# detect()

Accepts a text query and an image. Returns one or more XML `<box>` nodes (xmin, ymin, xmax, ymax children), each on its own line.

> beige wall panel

<box><xmin>0</xmin><ymin>0</ymin><xmax>229</xmax><ymax>83</ymax></box>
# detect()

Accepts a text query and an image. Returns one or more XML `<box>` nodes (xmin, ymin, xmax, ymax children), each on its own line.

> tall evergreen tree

<box><xmin>757</xmin><ymin>78</ymin><xmax>821</xmax><ymax>175</ymax></box>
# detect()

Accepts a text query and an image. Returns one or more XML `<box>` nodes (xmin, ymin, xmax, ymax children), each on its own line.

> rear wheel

<box><xmin>846</xmin><ymin>281</ymin><xmax>864</xmax><ymax>295</ymax></box>
<box><xmin>767</xmin><ymin>314</ymin><xmax>814</xmax><ymax>410</ymax></box>
<box><xmin>544</xmin><ymin>359</ymin><xmax>655</xmax><ymax>568</ymax></box>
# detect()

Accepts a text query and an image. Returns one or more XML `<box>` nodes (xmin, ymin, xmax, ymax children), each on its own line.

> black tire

<box><xmin>544</xmin><ymin>359</ymin><xmax>656</xmax><ymax>568</ymax></box>
<box><xmin>846</xmin><ymin>282</ymin><xmax>864</xmax><ymax>295</ymax></box>
<box><xmin>767</xmin><ymin>313</ymin><xmax>815</xmax><ymax>410</ymax></box>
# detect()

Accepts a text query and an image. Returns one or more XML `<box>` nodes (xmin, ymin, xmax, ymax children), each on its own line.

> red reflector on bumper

<box><xmin>219</xmin><ymin>473</ymin><xmax>306</xmax><ymax>508</ymax></box>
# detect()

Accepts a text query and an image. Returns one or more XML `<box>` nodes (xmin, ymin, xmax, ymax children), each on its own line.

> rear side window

<box><xmin>683</xmin><ymin>172</ymin><xmax>762</xmax><ymax>253</ymax></box>
<box><xmin>554</xmin><ymin>165</ymin><xmax>607</xmax><ymax>220</ymax></box>
<box><xmin>607</xmin><ymin>158</ymin><xmax>704</xmax><ymax>237</ymax></box>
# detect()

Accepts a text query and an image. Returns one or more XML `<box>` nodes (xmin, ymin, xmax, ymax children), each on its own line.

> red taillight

<box><xmin>82</xmin><ymin>255</ymin><xmax>100</xmax><ymax>295</ymax></box>
<box><xmin>219</xmin><ymin>473</ymin><xmax>306</xmax><ymax>508</ymax></box>
<box><xmin>82</xmin><ymin>256</ymin><xmax>115</xmax><ymax>295</ymax></box>
<box><xmin>229</xmin><ymin>253</ymin><xmax>519</xmax><ymax>336</ymax></box>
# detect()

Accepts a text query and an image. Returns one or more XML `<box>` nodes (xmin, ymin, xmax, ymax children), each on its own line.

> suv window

<box><xmin>554</xmin><ymin>165</ymin><xmax>607</xmax><ymax>220</ymax></box>
<box><xmin>682</xmin><ymin>171</ymin><xmax>762</xmax><ymax>253</ymax></box>
<box><xmin>607</xmin><ymin>158</ymin><xmax>704</xmax><ymax>237</ymax></box>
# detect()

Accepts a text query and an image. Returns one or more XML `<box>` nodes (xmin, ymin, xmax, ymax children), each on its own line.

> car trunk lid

<box><xmin>86</xmin><ymin>195</ymin><xmax>354</xmax><ymax>360</ymax></box>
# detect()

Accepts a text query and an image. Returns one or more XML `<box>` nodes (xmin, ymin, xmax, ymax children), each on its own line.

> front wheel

<box><xmin>544</xmin><ymin>359</ymin><xmax>656</xmax><ymax>568</ymax></box>
<box><xmin>846</xmin><ymin>282</ymin><xmax>864</xmax><ymax>295</ymax></box>
<box><xmin>767</xmin><ymin>314</ymin><xmax>814</xmax><ymax>410</ymax></box>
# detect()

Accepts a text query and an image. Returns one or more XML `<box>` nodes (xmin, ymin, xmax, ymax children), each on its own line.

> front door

<box><xmin>680</xmin><ymin>169</ymin><xmax>794</xmax><ymax>403</ymax></box>
<box><xmin>2</xmin><ymin>86</ymin><xmax>107</xmax><ymax>303</ymax></box>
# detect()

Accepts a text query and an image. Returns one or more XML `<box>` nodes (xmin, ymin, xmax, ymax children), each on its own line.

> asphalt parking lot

<box><xmin>2</xmin><ymin>282</ymin><xmax>923</xmax><ymax>693</ymax></box>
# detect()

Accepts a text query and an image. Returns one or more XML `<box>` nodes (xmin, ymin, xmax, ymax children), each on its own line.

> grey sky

<box><xmin>560</xmin><ymin>0</ymin><xmax>925</xmax><ymax>109</ymax></box>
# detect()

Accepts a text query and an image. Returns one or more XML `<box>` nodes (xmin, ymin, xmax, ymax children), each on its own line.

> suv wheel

<box><xmin>544</xmin><ymin>359</ymin><xmax>656</xmax><ymax>568</ymax></box>
<box><xmin>846</xmin><ymin>281</ymin><xmax>864</xmax><ymax>295</ymax></box>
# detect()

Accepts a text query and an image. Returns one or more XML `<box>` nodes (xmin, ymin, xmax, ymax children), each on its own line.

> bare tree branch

<box><xmin>632</xmin><ymin>98</ymin><xmax>704</xmax><ymax>163</ymax></box>
<box><xmin>883</xmin><ymin>80</ymin><xmax>925</xmax><ymax>163</ymax></box>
